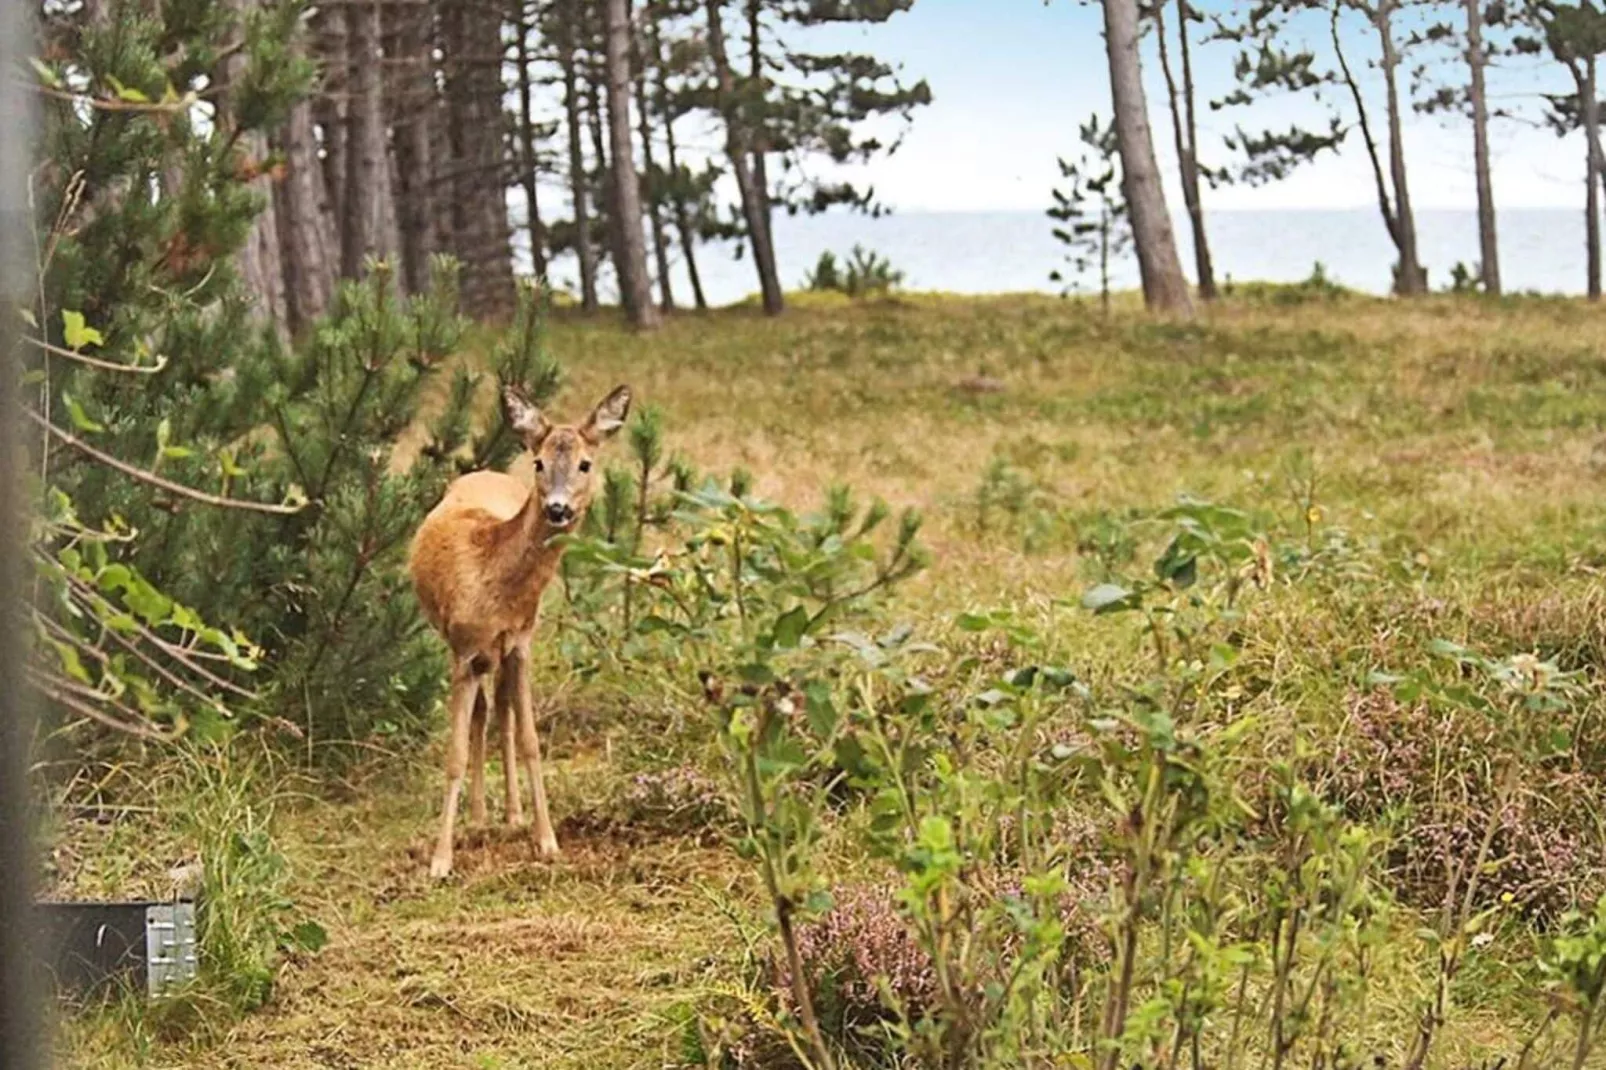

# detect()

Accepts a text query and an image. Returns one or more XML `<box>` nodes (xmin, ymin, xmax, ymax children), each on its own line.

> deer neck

<box><xmin>485</xmin><ymin>491</ymin><xmax>567</xmax><ymax>604</ymax></box>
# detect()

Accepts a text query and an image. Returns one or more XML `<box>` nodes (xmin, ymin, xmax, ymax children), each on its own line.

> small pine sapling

<box><xmin>1049</xmin><ymin>115</ymin><xmax>1133</xmax><ymax>315</ymax></box>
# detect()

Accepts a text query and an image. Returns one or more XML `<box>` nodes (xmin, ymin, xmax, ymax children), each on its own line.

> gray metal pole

<box><xmin>0</xmin><ymin>0</ymin><xmax>43</xmax><ymax>1063</ymax></box>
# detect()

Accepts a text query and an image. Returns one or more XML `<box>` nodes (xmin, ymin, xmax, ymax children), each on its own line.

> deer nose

<box><xmin>544</xmin><ymin>500</ymin><xmax>574</xmax><ymax>526</ymax></box>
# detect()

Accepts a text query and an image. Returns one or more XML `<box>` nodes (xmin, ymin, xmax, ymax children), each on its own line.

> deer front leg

<box><xmin>467</xmin><ymin>683</ymin><xmax>490</xmax><ymax>826</ymax></box>
<box><xmin>429</xmin><ymin>657</ymin><xmax>486</xmax><ymax>879</ymax></box>
<box><xmin>501</xmin><ymin>692</ymin><xmax>526</xmax><ymax>827</ymax></box>
<box><xmin>505</xmin><ymin>649</ymin><xmax>559</xmax><ymax>860</ymax></box>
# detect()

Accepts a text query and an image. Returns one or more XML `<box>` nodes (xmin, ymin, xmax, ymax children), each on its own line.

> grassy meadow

<box><xmin>51</xmin><ymin>288</ymin><xmax>1606</xmax><ymax>1069</ymax></box>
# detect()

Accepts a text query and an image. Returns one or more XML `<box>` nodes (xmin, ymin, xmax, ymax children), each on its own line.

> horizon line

<box><xmin>861</xmin><ymin>204</ymin><xmax>1581</xmax><ymax>216</ymax></box>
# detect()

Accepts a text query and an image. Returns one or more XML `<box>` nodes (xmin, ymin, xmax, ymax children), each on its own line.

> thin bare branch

<box><xmin>24</xmin><ymin>81</ymin><xmax>202</xmax><ymax>112</ymax></box>
<box><xmin>44</xmin><ymin>561</ymin><xmax>259</xmax><ymax>701</ymax></box>
<box><xmin>21</xmin><ymin>334</ymin><xmax>168</xmax><ymax>374</ymax></box>
<box><xmin>36</xmin><ymin>609</ymin><xmax>238</xmax><ymax>715</ymax></box>
<box><xmin>25</xmin><ymin>668</ymin><xmax>176</xmax><ymax>741</ymax></box>
<box><xmin>26</xmin><ymin>406</ymin><xmax>304</xmax><ymax>515</ymax></box>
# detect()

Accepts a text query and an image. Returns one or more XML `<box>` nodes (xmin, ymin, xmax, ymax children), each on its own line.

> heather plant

<box><xmin>1366</xmin><ymin>640</ymin><xmax>1587</xmax><ymax>1069</ymax></box>
<box><xmin>607</xmin><ymin>764</ymin><xmax>738</xmax><ymax>842</ymax></box>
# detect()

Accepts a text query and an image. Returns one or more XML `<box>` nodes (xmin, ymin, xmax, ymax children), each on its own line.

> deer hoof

<box><xmin>428</xmin><ymin>853</ymin><xmax>454</xmax><ymax>879</ymax></box>
<box><xmin>534</xmin><ymin>833</ymin><xmax>560</xmax><ymax>862</ymax></box>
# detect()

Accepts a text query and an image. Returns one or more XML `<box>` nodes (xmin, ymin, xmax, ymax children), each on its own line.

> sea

<box><xmin>520</xmin><ymin>207</ymin><xmax>1582</xmax><ymax>306</ymax></box>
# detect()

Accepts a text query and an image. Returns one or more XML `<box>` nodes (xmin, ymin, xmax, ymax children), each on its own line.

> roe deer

<box><xmin>408</xmin><ymin>383</ymin><xmax>632</xmax><ymax>878</ymax></box>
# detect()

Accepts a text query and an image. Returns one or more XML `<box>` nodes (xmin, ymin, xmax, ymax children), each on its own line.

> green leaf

<box><xmin>97</xmin><ymin>564</ymin><xmax>132</xmax><ymax>592</ymax></box>
<box><xmin>1081</xmin><ymin>583</ymin><xmax>1138</xmax><ymax>614</ymax></box>
<box><xmin>60</xmin><ymin>393</ymin><xmax>104</xmax><ymax>433</ymax></box>
<box><xmin>805</xmin><ymin>681</ymin><xmax>837</xmax><ymax>737</ymax></box>
<box><xmin>737</xmin><ymin>662</ymin><xmax>775</xmax><ymax>686</ymax></box>
<box><xmin>29</xmin><ymin>58</ymin><xmax>62</xmax><ymax>88</ymax></box>
<box><xmin>218</xmin><ymin>449</ymin><xmax>248</xmax><ymax>478</ymax></box>
<box><xmin>772</xmin><ymin>605</ymin><xmax>809</xmax><ymax>649</ymax></box>
<box><xmin>61</xmin><ymin>310</ymin><xmax>103</xmax><ymax>350</ymax></box>
<box><xmin>285</xmin><ymin>920</ymin><xmax>328</xmax><ymax>953</ymax></box>
<box><xmin>49</xmin><ymin>640</ymin><xmax>91</xmax><ymax>684</ymax></box>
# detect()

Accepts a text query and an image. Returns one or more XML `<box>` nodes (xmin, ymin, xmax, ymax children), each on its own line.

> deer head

<box><xmin>502</xmin><ymin>383</ymin><xmax>632</xmax><ymax>530</ymax></box>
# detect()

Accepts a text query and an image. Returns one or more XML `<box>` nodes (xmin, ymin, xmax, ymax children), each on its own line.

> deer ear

<box><xmin>583</xmin><ymin>385</ymin><xmax>632</xmax><ymax>442</ymax></box>
<box><xmin>502</xmin><ymin>385</ymin><xmax>551</xmax><ymax>442</ymax></box>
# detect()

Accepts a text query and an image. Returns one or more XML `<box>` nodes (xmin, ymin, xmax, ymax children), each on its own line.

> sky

<box><xmin>786</xmin><ymin>0</ymin><xmax>1583</xmax><ymax>214</ymax></box>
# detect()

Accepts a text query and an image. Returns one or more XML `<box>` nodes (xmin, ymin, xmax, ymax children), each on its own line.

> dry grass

<box><xmin>52</xmin><ymin>290</ymin><xmax>1606</xmax><ymax>1068</ymax></box>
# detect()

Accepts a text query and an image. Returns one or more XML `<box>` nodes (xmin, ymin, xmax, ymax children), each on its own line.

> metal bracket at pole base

<box><xmin>37</xmin><ymin>898</ymin><xmax>200</xmax><ymax>1000</ymax></box>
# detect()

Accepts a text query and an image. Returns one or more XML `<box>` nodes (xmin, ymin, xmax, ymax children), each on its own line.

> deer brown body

<box><xmin>408</xmin><ymin>384</ymin><xmax>631</xmax><ymax>878</ymax></box>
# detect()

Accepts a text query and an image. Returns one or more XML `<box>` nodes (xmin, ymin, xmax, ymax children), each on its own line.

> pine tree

<box><xmin>700</xmin><ymin>0</ymin><xmax>932</xmax><ymax>315</ymax></box>
<box><xmin>1411</xmin><ymin>3</ymin><xmax>1523</xmax><ymax>294</ymax></box>
<box><xmin>26</xmin><ymin>0</ymin><xmax>551</xmax><ymax>756</ymax></box>
<box><xmin>1151</xmin><ymin>0</ymin><xmax>1220</xmax><ymax>300</ymax></box>
<box><xmin>1049</xmin><ymin>115</ymin><xmax>1133</xmax><ymax>316</ymax></box>
<box><xmin>1217</xmin><ymin>1</ymin><xmax>1427</xmax><ymax>295</ymax></box>
<box><xmin>1527</xmin><ymin>1</ymin><xmax>1606</xmax><ymax>299</ymax></box>
<box><xmin>27</xmin><ymin>0</ymin><xmax>314</xmax><ymax>739</ymax></box>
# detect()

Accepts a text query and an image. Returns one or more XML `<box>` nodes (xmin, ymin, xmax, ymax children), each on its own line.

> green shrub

<box><xmin>805</xmin><ymin>246</ymin><xmax>906</xmax><ymax>298</ymax></box>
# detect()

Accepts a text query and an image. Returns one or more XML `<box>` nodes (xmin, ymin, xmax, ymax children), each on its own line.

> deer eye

<box><xmin>579</xmin><ymin>460</ymin><xmax>592</xmax><ymax>473</ymax></box>
<box><xmin>533</xmin><ymin>459</ymin><xmax>544</xmax><ymax>473</ymax></box>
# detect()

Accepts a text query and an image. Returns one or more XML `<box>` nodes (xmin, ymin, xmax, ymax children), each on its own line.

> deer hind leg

<box><xmin>429</xmin><ymin>653</ymin><xmax>490</xmax><ymax>879</ymax></box>
<box><xmin>467</xmin><ymin>682</ymin><xmax>490</xmax><ymax>826</ymax></box>
<box><xmin>503</xmin><ymin>649</ymin><xmax>559</xmax><ymax>860</ymax></box>
<box><xmin>500</xmin><ymin>686</ymin><xmax>526</xmax><ymax>827</ymax></box>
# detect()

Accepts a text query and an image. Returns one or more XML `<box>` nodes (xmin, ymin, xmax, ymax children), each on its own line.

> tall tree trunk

<box><xmin>649</xmin><ymin>2</ymin><xmax>708</xmax><ymax>309</ymax></box>
<box><xmin>1154</xmin><ymin>0</ymin><xmax>1216</xmax><ymax>300</ymax></box>
<box><xmin>586</xmin><ymin>44</ymin><xmax>618</xmax><ymax>288</ymax></box>
<box><xmin>560</xmin><ymin>9</ymin><xmax>599</xmax><ymax>311</ymax></box>
<box><xmin>1101</xmin><ymin>0</ymin><xmax>1192</xmax><ymax>315</ymax></box>
<box><xmin>392</xmin><ymin>0</ymin><xmax>440</xmax><ymax>295</ymax></box>
<box><xmin>442</xmin><ymin>0</ymin><xmax>516</xmax><ymax>320</ymax></box>
<box><xmin>226</xmin><ymin>0</ymin><xmax>287</xmax><ymax>336</ymax></box>
<box><xmin>515</xmin><ymin>3</ymin><xmax>548</xmax><ymax>281</ymax></box>
<box><xmin>1378</xmin><ymin>1</ymin><xmax>1425</xmax><ymax>295</ymax></box>
<box><xmin>1466</xmin><ymin>0</ymin><xmax>1500</xmax><ymax>295</ymax></box>
<box><xmin>238</xmin><ymin>160</ymin><xmax>288</xmax><ymax>336</ymax></box>
<box><xmin>314</xmin><ymin>7</ymin><xmax>347</xmax><ymax>236</ymax></box>
<box><xmin>1332</xmin><ymin>10</ymin><xmax>1401</xmax><ymax>254</ymax></box>
<box><xmin>375</xmin><ymin>9</ymin><xmax>406</xmax><ymax>279</ymax></box>
<box><xmin>705</xmin><ymin>0</ymin><xmax>783</xmax><ymax>315</ymax></box>
<box><xmin>342</xmin><ymin>0</ymin><xmax>390</xmax><ymax>277</ymax></box>
<box><xmin>633</xmin><ymin>2</ymin><xmax>675</xmax><ymax>311</ymax></box>
<box><xmin>1586</xmin><ymin>58</ymin><xmax>1602</xmax><ymax>300</ymax></box>
<box><xmin>604</xmin><ymin>0</ymin><xmax>660</xmax><ymax>328</ymax></box>
<box><xmin>746</xmin><ymin>0</ymin><xmax>776</xmax><ymax>254</ymax></box>
<box><xmin>275</xmin><ymin>97</ymin><xmax>337</xmax><ymax>334</ymax></box>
